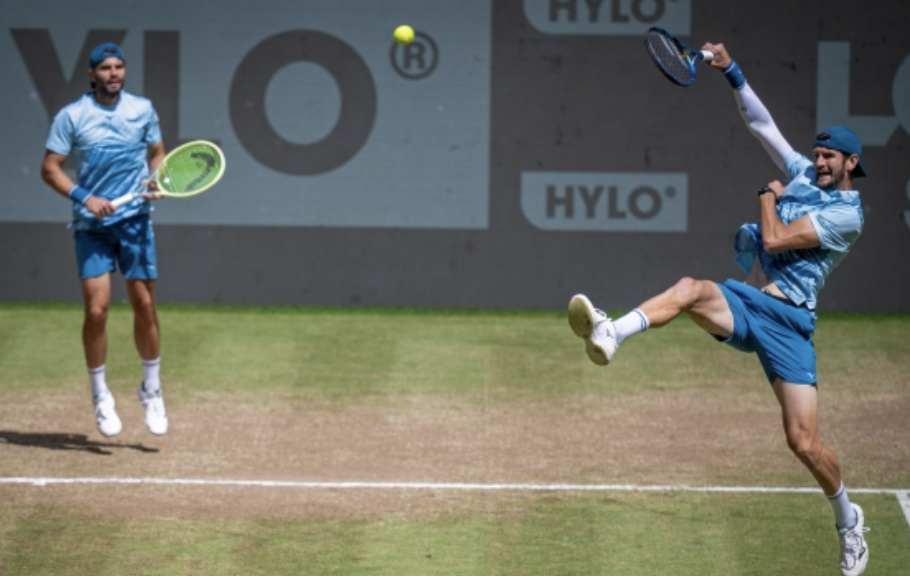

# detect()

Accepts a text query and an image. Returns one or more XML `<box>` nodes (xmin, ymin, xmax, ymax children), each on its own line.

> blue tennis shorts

<box><xmin>715</xmin><ymin>279</ymin><xmax>818</xmax><ymax>385</ymax></box>
<box><xmin>74</xmin><ymin>214</ymin><xmax>158</xmax><ymax>280</ymax></box>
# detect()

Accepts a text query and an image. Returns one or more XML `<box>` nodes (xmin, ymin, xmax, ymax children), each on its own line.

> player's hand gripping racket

<box><xmin>111</xmin><ymin>140</ymin><xmax>226</xmax><ymax>208</ymax></box>
<box><xmin>644</xmin><ymin>27</ymin><xmax>715</xmax><ymax>87</ymax></box>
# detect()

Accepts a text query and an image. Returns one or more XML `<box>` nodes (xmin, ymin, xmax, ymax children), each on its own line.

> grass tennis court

<box><xmin>1</xmin><ymin>304</ymin><xmax>909</xmax><ymax>575</ymax></box>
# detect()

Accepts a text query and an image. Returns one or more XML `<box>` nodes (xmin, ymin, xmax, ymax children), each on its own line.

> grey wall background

<box><xmin>1</xmin><ymin>0</ymin><xmax>909</xmax><ymax>311</ymax></box>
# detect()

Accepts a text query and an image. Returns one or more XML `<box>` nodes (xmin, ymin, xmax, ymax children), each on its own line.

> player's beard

<box><xmin>817</xmin><ymin>162</ymin><xmax>848</xmax><ymax>190</ymax></box>
<box><xmin>97</xmin><ymin>79</ymin><xmax>125</xmax><ymax>100</ymax></box>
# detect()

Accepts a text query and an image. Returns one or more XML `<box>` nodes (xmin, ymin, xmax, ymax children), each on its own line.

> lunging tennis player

<box><xmin>568</xmin><ymin>42</ymin><xmax>869</xmax><ymax>576</ymax></box>
<box><xmin>40</xmin><ymin>42</ymin><xmax>169</xmax><ymax>437</ymax></box>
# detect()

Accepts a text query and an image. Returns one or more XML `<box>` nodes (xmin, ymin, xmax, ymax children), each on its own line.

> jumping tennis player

<box><xmin>40</xmin><ymin>42</ymin><xmax>168</xmax><ymax>437</ymax></box>
<box><xmin>568</xmin><ymin>42</ymin><xmax>869</xmax><ymax>576</ymax></box>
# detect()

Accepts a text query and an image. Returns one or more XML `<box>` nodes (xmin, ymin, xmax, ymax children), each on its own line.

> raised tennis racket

<box><xmin>111</xmin><ymin>140</ymin><xmax>225</xmax><ymax>208</ymax></box>
<box><xmin>644</xmin><ymin>27</ymin><xmax>714</xmax><ymax>87</ymax></box>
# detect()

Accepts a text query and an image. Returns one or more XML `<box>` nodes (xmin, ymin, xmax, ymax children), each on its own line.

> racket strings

<box><xmin>159</xmin><ymin>144</ymin><xmax>224</xmax><ymax>195</ymax></box>
<box><xmin>646</xmin><ymin>32</ymin><xmax>695</xmax><ymax>85</ymax></box>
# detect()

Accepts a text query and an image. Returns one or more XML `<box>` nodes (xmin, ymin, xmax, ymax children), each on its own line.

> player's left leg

<box><xmin>773</xmin><ymin>379</ymin><xmax>869</xmax><ymax>576</ymax></box>
<box><xmin>569</xmin><ymin>277</ymin><xmax>733</xmax><ymax>366</ymax></box>
<box><xmin>127</xmin><ymin>278</ymin><xmax>167</xmax><ymax>435</ymax></box>
<box><xmin>118</xmin><ymin>214</ymin><xmax>167</xmax><ymax>435</ymax></box>
<box><xmin>127</xmin><ymin>278</ymin><xmax>159</xmax><ymax>360</ymax></box>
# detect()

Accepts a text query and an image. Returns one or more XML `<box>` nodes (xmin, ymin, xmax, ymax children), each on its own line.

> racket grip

<box><xmin>110</xmin><ymin>192</ymin><xmax>138</xmax><ymax>209</ymax></box>
<box><xmin>701</xmin><ymin>50</ymin><xmax>715</xmax><ymax>62</ymax></box>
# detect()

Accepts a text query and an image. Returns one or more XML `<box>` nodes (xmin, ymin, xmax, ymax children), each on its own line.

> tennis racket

<box><xmin>111</xmin><ymin>140</ymin><xmax>225</xmax><ymax>208</ymax></box>
<box><xmin>644</xmin><ymin>27</ymin><xmax>714</xmax><ymax>87</ymax></box>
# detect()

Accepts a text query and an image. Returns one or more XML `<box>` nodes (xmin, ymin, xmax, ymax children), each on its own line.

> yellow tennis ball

<box><xmin>394</xmin><ymin>24</ymin><xmax>415</xmax><ymax>45</ymax></box>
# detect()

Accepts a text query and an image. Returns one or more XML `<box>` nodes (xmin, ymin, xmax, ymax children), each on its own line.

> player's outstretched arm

<box><xmin>702</xmin><ymin>42</ymin><xmax>794</xmax><ymax>172</ymax></box>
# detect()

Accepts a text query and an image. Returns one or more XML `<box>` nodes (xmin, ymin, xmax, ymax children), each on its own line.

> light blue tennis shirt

<box><xmin>733</xmin><ymin>150</ymin><xmax>864</xmax><ymax>311</ymax></box>
<box><xmin>45</xmin><ymin>91</ymin><xmax>161</xmax><ymax>229</ymax></box>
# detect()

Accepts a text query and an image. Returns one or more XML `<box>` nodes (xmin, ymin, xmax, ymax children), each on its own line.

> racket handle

<box><xmin>110</xmin><ymin>191</ymin><xmax>139</xmax><ymax>209</ymax></box>
<box><xmin>701</xmin><ymin>50</ymin><xmax>715</xmax><ymax>62</ymax></box>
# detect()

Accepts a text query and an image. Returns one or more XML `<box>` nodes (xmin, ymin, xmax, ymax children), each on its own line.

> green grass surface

<box><xmin>1</xmin><ymin>493</ymin><xmax>907</xmax><ymax>576</ymax></box>
<box><xmin>1</xmin><ymin>304</ymin><xmax>909</xmax><ymax>575</ymax></box>
<box><xmin>3</xmin><ymin>303</ymin><xmax>907</xmax><ymax>402</ymax></box>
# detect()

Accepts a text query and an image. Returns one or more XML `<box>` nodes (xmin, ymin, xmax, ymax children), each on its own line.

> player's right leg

<box><xmin>569</xmin><ymin>277</ymin><xmax>734</xmax><ymax>366</ymax></box>
<box><xmin>80</xmin><ymin>273</ymin><xmax>121</xmax><ymax>436</ymax></box>
<box><xmin>76</xmin><ymin>227</ymin><xmax>121</xmax><ymax>436</ymax></box>
<box><xmin>772</xmin><ymin>379</ymin><xmax>869</xmax><ymax>576</ymax></box>
<box><xmin>81</xmin><ymin>274</ymin><xmax>111</xmax><ymax>368</ymax></box>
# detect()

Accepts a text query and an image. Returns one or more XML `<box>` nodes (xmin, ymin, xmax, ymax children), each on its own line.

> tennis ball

<box><xmin>394</xmin><ymin>24</ymin><xmax>415</xmax><ymax>45</ymax></box>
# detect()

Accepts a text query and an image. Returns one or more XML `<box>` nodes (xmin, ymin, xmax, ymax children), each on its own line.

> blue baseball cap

<box><xmin>814</xmin><ymin>126</ymin><xmax>867</xmax><ymax>178</ymax></box>
<box><xmin>89</xmin><ymin>42</ymin><xmax>126</xmax><ymax>68</ymax></box>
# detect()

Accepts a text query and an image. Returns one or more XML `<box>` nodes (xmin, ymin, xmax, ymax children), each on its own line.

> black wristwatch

<box><xmin>758</xmin><ymin>186</ymin><xmax>778</xmax><ymax>202</ymax></box>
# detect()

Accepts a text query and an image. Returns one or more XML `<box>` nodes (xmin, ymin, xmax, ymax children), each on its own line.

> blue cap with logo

<box><xmin>89</xmin><ymin>42</ymin><xmax>126</xmax><ymax>68</ymax></box>
<box><xmin>813</xmin><ymin>126</ymin><xmax>867</xmax><ymax>178</ymax></box>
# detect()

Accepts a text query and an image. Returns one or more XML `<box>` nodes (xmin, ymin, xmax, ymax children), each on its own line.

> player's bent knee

<box><xmin>671</xmin><ymin>277</ymin><xmax>710</xmax><ymax>308</ymax></box>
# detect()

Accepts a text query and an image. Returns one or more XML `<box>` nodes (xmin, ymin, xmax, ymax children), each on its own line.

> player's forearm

<box><xmin>758</xmin><ymin>186</ymin><xmax>820</xmax><ymax>253</ymax></box>
<box><xmin>41</xmin><ymin>154</ymin><xmax>100</xmax><ymax>207</ymax></box>
<box><xmin>147</xmin><ymin>141</ymin><xmax>166</xmax><ymax>174</ymax></box>
<box><xmin>40</xmin><ymin>161</ymin><xmax>76</xmax><ymax>199</ymax></box>
<box><xmin>728</xmin><ymin>71</ymin><xmax>794</xmax><ymax>172</ymax></box>
<box><xmin>758</xmin><ymin>193</ymin><xmax>786</xmax><ymax>252</ymax></box>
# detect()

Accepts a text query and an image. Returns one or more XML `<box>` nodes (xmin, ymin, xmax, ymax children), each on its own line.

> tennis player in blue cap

<box><xmin>40</xmin><ymin>42</ymin><xmax>169</xmax><ymax>438</ymax></box>
<box><xmin>567</xmin><ymin>42</ymin><xmax>869</xmax><ymax>576</ymax></box>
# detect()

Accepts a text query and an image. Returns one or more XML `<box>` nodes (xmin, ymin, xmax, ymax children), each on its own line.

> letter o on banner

<box><xmin>230</xmin><ymin>30</ymin><xmax>377</xmax><ymax>175</ymax></box>
<box><xmin>628</xmin><ymin>186</ymin><xmax>663</xmax><ymax>220</ymax></box>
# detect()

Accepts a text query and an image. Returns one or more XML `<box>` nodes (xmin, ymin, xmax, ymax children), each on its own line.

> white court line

<box><xmin>898</xmin><ymin>492</ymin><xmax>910</xmax><ymax>529</ymax></box>
<box><xmin>0</xmin><ymin>477</ymin><xmax>906</xmax><ymax>495</ymax></box>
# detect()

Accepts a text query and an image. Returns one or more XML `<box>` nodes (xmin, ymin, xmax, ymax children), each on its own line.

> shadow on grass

<box><xmin>0</xmin><ymin>430</ymin><xmax>159</xmax><ymax>455</ymax></box>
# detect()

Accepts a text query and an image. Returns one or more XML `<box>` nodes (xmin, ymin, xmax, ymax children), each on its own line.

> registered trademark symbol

<box><xmin>390</xmin><ymin>32</ymin><xmax>439</xmax><ymax>80</ymax></box>
<box><xmin>664</xmin><ymin>186</ymin><xmax>676</xmax><ymax>198</ymax></box>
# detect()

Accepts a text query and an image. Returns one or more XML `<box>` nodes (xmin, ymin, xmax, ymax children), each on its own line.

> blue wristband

<box><xmin>68</xmin><ymin>185</ymin><xmax>92</xmax><ymax>204</ymax></box>
<box><xmin>723</xmin><ymin>61</ymin><xmax>746</xmax><ymax>90</ymax></box>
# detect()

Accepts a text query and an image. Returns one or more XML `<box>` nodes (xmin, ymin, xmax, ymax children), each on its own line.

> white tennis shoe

<box><xmin>568</xmin><ymin>294</ymin><xmax>618</xmax><ymax>366</ymax></box>
<box><xmin>839</xmin><ymin>504</ymin><xmax>870</xmax><ymax>576</ymax></box>
<box><xmin>138</xmin><ymin>383</ymin><xmax>168</xmax><ymax>436</ymax></box>
<box><xmin>93</xmin><ymin>391</ymin><xmax>122</xmax><ymax>437</ymax></box>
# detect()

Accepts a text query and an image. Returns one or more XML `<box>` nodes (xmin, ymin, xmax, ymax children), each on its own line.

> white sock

<box><xmin>613</xmin><ymin>308</ymin><xmax>650</xmax><ymax>345</ymax></box>
<box><xmin>142</xmin><ymin>358</ymin><xmax>161</xmax><ymax>393</ymax></box>
<box><xmin>828</xmin><ymin>483</ymin><xmax>858</xmax><ymax>530</ymax></box>
<box><xmin>89</xmin><ymin>365</ymin><xmax>109</xmax><ymax>399</ymax></box>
